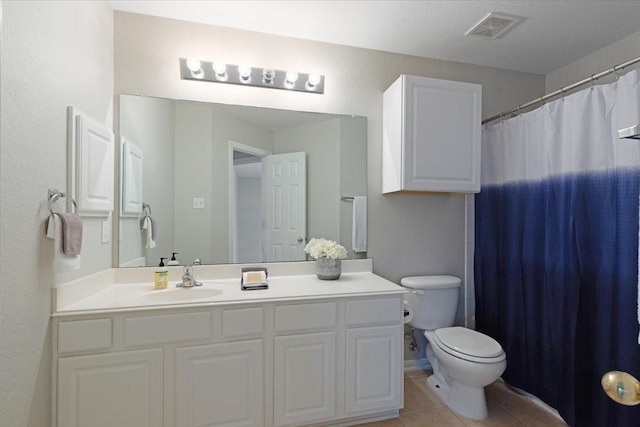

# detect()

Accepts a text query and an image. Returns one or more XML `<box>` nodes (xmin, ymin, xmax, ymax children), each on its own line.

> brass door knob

<box><xmin>601</xmin><ymin>371</ymin><xmax>640</xmax><ymax>406</ymax></box>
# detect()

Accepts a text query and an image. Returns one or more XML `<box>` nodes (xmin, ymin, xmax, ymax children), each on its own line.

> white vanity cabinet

<box><xmin>345</xmin><ymin>299</ymin><xmax>403</xmax><ymax>414</ymax></box>
<box><xmin>382</xmin><ymin>74</ymin><xmax>482</xmax><ymax>193</ymax></box>
<box><xmin>57</xmin><ymin>348</ymin><xmax>163</xmax><ymax>427</ymax></box>
<box><xmin>273</xmin><ymin>302</ymin><xmax>338</xmax><ymax>426</ymax></box>
<box><xmin>53</xmin><ymin>292</ymin><xmax>404</xmax><ymax>427</ymax></box>
<box><xmin>175</xmin><ymin>340</ymin><xmax>264</xmax><ymax>427</ymax></box>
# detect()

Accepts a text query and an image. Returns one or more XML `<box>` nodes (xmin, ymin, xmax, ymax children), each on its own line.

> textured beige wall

<box><xmin>0</xmin><ymin>2</ymin><xmax>114</xmax><ymax>426</ymax></box>
<box><xmin>546</xmin><ymin>30</ymin><xmax>640</xmax><ymax>93</ymax></box>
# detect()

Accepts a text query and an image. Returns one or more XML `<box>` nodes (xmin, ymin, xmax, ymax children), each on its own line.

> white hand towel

<box><xmin>142</xmin><ymin>216</ymin><xmax>156</xmax><ymax>249</ymax></box>
<box><xmin>46</xmin><ymin>215</ymin><xmax>81</xmax><ymax>272</ymax></box>
<box><xmin>352</xmin><ymin>196</ymin><xmax>367</xmax><ymax>252</ymax></box>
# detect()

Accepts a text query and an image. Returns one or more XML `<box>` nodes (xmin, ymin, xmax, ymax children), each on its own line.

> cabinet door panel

<box><xmin>58</xmin><ymin>349</ymin><xmax>163</xmax><ymax>427</ymax></box>
<box><xmin>175</xmin><ymin>340</ymin><xmax>263</xmax><ymax>427</ymax></box>
<box><xmin>346</xmin><ymin>325</ymin><xmax>403</xmax><ymax>414</ymax></box>
<box><xmin>382</xmin><ymin>74</ymin><xmax>481</xmax><ymax>193</ymax></box>
<box><xmin>274</xmin><ymin>332</ymin><xmax>336</xmax><ymax>426</ymax></box>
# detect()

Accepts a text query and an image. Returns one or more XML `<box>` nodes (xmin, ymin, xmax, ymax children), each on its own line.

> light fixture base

<box><xmin>179</xmin><ymin>59</ymin><xmax>324</xmax><ymax>94</ymax></box>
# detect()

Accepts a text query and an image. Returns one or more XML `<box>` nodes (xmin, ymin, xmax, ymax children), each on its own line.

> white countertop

<box><xmin>53</xmin><ymin>260</ymin><xmax>407</xmax><ymax>316</ymax></box>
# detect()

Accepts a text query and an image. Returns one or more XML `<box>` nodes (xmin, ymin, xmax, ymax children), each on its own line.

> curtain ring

<box><xmin>561</xmin><ymin>88</ymin><xmax>566</xmax><ymax>101</ymax></box>
<box><xmin>613</xmin><ymin>68</ymin><xmax>623</xmax><ymax>80</ymax></box>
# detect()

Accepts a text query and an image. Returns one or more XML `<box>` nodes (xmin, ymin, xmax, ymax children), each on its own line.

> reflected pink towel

<box><xmin>47</xmin><ymin>213</ymin><xmax>83</xmax><ymax>256</ymax></box>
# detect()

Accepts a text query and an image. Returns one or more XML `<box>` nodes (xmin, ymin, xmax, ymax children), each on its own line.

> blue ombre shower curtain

<box><xmin>475</xmin><ymin>69</ymin><xmax>640</xmax><ymax>427</ymax></box>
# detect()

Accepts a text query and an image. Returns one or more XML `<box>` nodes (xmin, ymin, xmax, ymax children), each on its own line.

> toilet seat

<box><xmin>429</xmin><ymin>327</ymin><xmax>505</xmax><ymax>364</ymax></box>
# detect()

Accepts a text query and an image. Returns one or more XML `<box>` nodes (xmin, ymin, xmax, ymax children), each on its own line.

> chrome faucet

<box><xmin>177</xmin><ymin>262</ymin><xmax>202</xmax><ymax>288</ymax></box>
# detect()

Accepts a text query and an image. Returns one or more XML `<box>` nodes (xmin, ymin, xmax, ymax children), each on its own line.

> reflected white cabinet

<box><xmin>346</xmin><ymin>325</ymin><xmax>403</xmax><ymax>414</ymax></box>
<box><xmin>383</xmin><ymin>74</ymin><xmax>482</xmax><ymax>193</ymax></box>
<box><xmin>175</xmin><ymin>340</ymin><xmax>264</xmax><ymax>427</ymax></box>
<box><xmin>57</xmin><ymin>349</ymin><xmax>163</xmax><ymax>427</ymax></box>
<box><xmin>273</xmin><ymin>332</ymin><xmax>336</xmax><ymax>426</ymax></box>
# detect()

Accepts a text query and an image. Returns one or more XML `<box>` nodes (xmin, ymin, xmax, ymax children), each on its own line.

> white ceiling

<box><xmin>109</xmin><ymin>1</ymin><xmax>640</xmax><ymax>75</ymax></box>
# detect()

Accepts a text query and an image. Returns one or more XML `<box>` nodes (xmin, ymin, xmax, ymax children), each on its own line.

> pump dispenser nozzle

<box><xmin>159</xmin><ymin>257</ymin><xmax>168</xmax><ymax>267</ymax></box>
<box><xmin>168</xmin><ymin>252</ymin><xmax>180</xmax><ymax>266</ymax></box>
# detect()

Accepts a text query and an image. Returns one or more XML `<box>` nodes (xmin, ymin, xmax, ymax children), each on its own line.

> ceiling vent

<box><xmin>465</xmin><ymin>12</ymin><xmax>523</xmax><ymax>40</ymax></box>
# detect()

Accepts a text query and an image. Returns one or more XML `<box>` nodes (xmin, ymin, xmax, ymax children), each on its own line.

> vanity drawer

<box><xmin>346</xmin><ymin>298</ymin><xmax>402</xmax><ymax>326</ymax></box>
<box><xmin>124</xmin><ymin>311</ymin><xmax>212</xmax><ymax>347</ymax></box>
<box><xmin>222</xmin><ymin>307</ymin><xmax>264</xmax><ymax>337</ymax></box>
<box><xmin>58</xmin><ymin>319</ymin><xmax>112</xmax><ymax>354</ymax></box>
<box><xmin>275</xmin><ymin>302</ymin><xmax>336</xmax><ymax>333</ymax></box>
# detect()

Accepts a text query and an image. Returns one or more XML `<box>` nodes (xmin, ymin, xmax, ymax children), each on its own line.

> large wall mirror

<box><xmin>118</xmin><ymin>95</ymin><xmax>367</xmax><ymax>267</ymax></box>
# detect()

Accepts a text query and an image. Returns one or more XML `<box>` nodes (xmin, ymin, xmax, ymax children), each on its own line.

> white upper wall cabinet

<box><xmin>382</xmin><ymin>75</ymin><xmax>481</xmax><ymax>193</ymax></box>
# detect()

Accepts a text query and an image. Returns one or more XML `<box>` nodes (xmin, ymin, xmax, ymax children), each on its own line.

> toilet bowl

<box><xmin>424</xmin><ymin>327</ymin><xmax>506</xmax><ymax>420</ymax></box>
<box><xmin>401</xmin><ymin>276</ymin><xmax>506</xmax><ymax>420</ymax></box>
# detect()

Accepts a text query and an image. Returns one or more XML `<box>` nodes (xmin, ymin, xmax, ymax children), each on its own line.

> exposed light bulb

<box><xmin>238</xmin><ymin>65</ymin><xmax>252</xmax><ymax>83</ymax></box>
<box><xmin>212</xmin><ymin>62</ymin><xmax>228</xmax><ymax>81</ymax></box>
<box><xmin>186</xmin><ymin>58</ymin><xmax>201</xmax><ymax>72</ymax></box>
<box><xmin>306</xmin><ymin>73</ymin><xmax>322</xmax><ymax>90</ymax></box>
<box><xmin>185</xmin><ymin>58</ymin><xmax>204</xmax><ymax>79</ymax></box>
<box><xmin>286</xmin><ymin>71</ymin><xmax>298</xmax><ymax>83</ymax></box>
<box><xmin>285</xmin><ymin>71</ymin><xmax>299</xmax><ymax>89</ymax></box>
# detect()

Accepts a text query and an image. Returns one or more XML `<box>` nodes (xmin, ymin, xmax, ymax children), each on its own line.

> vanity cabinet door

<box><xmin>273</xmin><ymin>332</ymin><xmax>336</xmax><ymax>426</ymax></box>
<box><xmin>382</xmin><ymin>74</ymin><xmax>482</xmax><ymax>193</ymax></box>
<box><xmin>174</xmin><ymin>339</ymin><xmax>264</xmax><ymax>427</ymax></box>
<box><xmin>57</xmin><ymin>349</ymin><xmax>163</xmax><ymax>427</ymax></box>
<box><xmin>345</xmin><ymin>325</ymin><xmax>403</xmax><ymax>414</ymax></box>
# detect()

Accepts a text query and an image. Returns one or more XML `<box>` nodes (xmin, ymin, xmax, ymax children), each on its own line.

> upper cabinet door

<box><xmin>383</xmin><ymin>75</ymin><xmax>482</xmax><ymax>193</ymax></box>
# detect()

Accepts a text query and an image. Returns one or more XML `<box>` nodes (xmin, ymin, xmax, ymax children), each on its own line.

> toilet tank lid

<box><xmin>400</xmin><ymin>275</ymin><xmax>461</xmax><ymax>290</ymax></box>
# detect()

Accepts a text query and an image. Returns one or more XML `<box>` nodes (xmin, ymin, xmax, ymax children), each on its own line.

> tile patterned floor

<box><xmin>359</xmin><ymin>371</ymin><xmax>569</xmax><ymax>427</ymax></box>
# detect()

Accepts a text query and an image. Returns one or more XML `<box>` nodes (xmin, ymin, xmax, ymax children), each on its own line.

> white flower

<box><xmin>304</xmin><ymin>238</ymin><xmax>348</xmax><ymax>260</ymax></box>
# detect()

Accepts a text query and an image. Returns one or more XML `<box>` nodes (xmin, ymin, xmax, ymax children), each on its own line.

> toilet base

<box><xmin>426</xmin><ymin>374</ymin><xmax>489</xmax><ymax>420</ymax></box>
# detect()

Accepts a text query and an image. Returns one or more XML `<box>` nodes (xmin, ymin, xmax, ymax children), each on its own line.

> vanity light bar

<box><xmin>179</xmin><ymin>58</ymin><xmax>325</xmax><ymax>94</ymax></box>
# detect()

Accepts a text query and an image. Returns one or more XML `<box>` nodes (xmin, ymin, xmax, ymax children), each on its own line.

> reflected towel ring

<box><xmin>48</xmin><ymin>189</ymin><xmax>77</xmax><ymax>215</ymax></box>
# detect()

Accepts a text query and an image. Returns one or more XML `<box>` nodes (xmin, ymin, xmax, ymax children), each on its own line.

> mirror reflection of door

<box><xmin>262</xmin><ymin>152</ymin><xmax>307</xmax><ymax>262</ymax></box>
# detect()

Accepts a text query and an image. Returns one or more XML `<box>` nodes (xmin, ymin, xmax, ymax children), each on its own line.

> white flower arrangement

<box><xmin>304</xmin><ymin>238</ymin><xmax>348</xmax><ymax>260</ymax></box>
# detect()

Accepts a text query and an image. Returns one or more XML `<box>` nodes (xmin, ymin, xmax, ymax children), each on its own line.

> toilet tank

<box><xmin>401</xmin><ymin>275</ymin><xmax>461</xmax><ymax>330</ymax></box>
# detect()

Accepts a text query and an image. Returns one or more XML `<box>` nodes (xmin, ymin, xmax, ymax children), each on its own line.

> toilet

<box><xmin>402</xmin><ymin>275</ymin><xmax>506</xmax><ymax>420</ymax></box>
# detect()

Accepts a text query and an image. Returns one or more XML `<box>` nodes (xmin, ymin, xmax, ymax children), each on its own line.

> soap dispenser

<box><xmin>167</xmin><ymin>252</ymin><xmax>180</xmax><ymax>266</ymax></box>
<box><xmin>155</xmin><ymin>257</ymin><xmax>168</xmax><ymax>290</ymax></box>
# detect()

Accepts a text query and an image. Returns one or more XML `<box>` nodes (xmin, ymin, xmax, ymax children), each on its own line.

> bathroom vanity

<box><xmin>51</xmin><ymin>260</ymin><xmax>406</xmax><ymax>427</ymax></box>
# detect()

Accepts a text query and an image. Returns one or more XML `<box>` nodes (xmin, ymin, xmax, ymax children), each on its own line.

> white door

<box><xmin>57</xmin><ymin>349</ymin><xmax>163</xmax><ymax>427</ymax></box>
<box><xmin>262</xmin><ymin>152</ymin><xmax>306</xmax><ymax>262</ymax></box>
<box><xmin>175</xmin><ymin>340</ymin><xmax>264</xmax><ymax>427</ymax></box>
<box><xmin>345</xmin><ymin>325</ymin><xmax>403</xmax><ymax>414</ymax></box>
<box><xmin>273</xmin><ymin>332</ymin><xmax>336</xmax><ymax>426</ymax></box>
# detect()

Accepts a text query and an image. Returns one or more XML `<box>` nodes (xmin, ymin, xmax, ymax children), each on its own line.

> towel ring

<box><xmin>48</xmin><ymin>189</ymin><xmax>77</xmax><ymax>215</ymax></box>
<box><xmin>142</xmin><ymin>202</ymin><xmax>151</xmax><ymax>215</ymax></box>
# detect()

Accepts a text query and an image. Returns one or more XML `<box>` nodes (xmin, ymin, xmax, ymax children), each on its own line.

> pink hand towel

<box><xmin>50</xmin><ymin>213</ymin><xmax>83</xmax><ymax>256</ymax></box>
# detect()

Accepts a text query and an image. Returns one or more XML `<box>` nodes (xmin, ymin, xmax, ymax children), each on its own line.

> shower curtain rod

<box><xmin>482</xmin><ymin>56</ymin><xmax>640</xmax><ymax>125</ymax></box>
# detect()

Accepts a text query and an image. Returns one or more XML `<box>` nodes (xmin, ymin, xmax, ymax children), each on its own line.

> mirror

<box><xmin>118</xmin><ymin>95</ymin><xmax>367</xmax><ymax>267</ymax></box>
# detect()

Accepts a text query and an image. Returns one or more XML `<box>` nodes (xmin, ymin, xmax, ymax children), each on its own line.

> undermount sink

<box><xmin>137</xmin><ymin>287</ymin><xmax>223</xmax><ymax>304</ymax></box>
